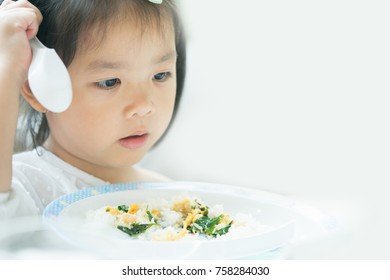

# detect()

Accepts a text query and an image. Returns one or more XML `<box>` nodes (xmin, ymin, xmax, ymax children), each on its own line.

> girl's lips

<box><xmin>119</xmin><ymin>133</ymin><xmax>149</xmax><ymax>149</ymax></box>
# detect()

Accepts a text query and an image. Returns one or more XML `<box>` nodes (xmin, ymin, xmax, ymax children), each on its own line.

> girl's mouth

<box><xmin>119</xmin><ymin>133</ymin><xmax>149</xmax><ymax>149</ymax></box>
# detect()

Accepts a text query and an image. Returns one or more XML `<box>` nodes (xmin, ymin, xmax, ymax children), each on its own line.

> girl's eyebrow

<box><xmin>86</xmin><ymin>51</ymin><xmax>177</xmax><ymax>72</ymax></box>
<box><xmin>86</xmin><ymin>61</ymin><xmax>126</xmax><ymax>72</ymax></box>
<box><xmin>152</xmin><ymin>51</ymin><xmax>178</xmax><ymax>64</ymax></box>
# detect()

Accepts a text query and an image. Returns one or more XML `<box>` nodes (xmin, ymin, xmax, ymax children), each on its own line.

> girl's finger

<box><xmin>0</xmin><ymin>0</ymin><xmax>15</xmax><ymax>8</ymax></box>
<box><xmin>1</xmin><ymin>0</ymin><xmax>42</xmax><ymax>21</ymax></box>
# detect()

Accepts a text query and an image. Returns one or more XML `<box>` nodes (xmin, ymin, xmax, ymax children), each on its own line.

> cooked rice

<box><xmin>85</xmin><ymin>195</ymin><xmax>271</xmax><ymax>241</ymax></box>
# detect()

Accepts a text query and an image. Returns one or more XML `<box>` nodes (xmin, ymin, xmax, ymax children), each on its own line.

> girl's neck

<box><xmin>43</xmin><ymin>141</ymin><xmax>140</xmax><ymax>184</ymax></box>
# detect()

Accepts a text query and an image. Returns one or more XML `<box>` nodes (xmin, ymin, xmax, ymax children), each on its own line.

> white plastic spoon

<box><xmin>28</xmin><ymin>37</ymin><xmax>72</xmax><ymax>113</ymax></box>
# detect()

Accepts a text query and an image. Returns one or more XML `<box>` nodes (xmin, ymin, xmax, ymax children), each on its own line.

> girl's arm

<box><xmin>0</xmin><ymin>0</ymin><xmax>42</xmax><ymax>193</ymax></box>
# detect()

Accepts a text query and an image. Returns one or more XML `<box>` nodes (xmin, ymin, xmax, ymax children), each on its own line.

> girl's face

<box><xmin>45</xmin><ymin>20</ymin><xmax>177</xmax><ymax>182</ymax></box>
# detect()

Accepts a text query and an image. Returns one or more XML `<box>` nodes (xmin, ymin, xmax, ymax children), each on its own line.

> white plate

<box><xmin>43</xmin><ymin>181</ymin><xmax>329</xmax><ymax>259</ymax></box>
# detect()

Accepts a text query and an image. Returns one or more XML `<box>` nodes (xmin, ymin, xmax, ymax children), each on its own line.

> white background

<box><xmin>141</xmin><ymin>0</ymin><xmax>390</xmax><ymax>258</ymax></box>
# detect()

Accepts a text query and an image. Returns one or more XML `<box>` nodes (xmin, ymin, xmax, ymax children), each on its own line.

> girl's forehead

<box><xmin>71</xmin><ymin>18</ymin><xmax>176</xmax><ymax>68</ymax></box>
<box><xmin>78</xmin><ymin>15</ymin><xmax>175</xmax><ymax>55</ymax></box>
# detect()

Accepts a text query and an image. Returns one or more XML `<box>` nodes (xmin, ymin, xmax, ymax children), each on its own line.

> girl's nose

<box><xmin>123</xmin><ymin>90</ymin><xmax>155</xmax><ymax>119</ymax></box>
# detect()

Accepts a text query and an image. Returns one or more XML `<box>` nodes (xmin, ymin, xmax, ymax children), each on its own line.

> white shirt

<box><xmin>0</xmin><ymin>147</ymin><xmax>108</xmax><ymax>218</ymax></box>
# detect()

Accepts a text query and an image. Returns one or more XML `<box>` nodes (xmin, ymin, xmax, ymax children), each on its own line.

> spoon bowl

<box><xmin>28</xmin><ymin>37</ymin><xmax>72</xmax><ymax>113</ymax></box>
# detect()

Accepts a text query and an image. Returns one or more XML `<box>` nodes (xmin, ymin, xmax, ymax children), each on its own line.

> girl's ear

<box><xmin>20</xmin><ymin>81</ymin><xmax>47</xmax><ymax>113</ymax></box>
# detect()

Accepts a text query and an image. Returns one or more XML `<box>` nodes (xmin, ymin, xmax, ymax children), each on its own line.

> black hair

<box><xmin>17</xmin><ymin>0</ymin><xmax>186</xmax><ymax>151</ymax></box>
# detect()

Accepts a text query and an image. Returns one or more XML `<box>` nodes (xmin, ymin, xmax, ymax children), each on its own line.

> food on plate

<box><xmin>86</xmin><ymin>195</ymin><xmax>269</xmax><ymax>241</ymax></box>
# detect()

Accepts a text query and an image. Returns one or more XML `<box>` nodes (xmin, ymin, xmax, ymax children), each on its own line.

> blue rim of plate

<box><xmin>43</xmin><ymin>182</ymin><xmax>169</xmax><ymax>220</ymax></box>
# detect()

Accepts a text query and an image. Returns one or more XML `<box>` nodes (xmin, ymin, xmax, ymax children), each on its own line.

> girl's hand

<box><xmin>0</xmin><ymin>0</ymin><xmax>42</xmax><ymax>84</ymax></box>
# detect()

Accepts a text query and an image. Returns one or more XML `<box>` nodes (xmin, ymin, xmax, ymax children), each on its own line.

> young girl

<box><xmin>0</xmin><ymin>0</ymin><xmax>186</xmax><ymax>218</ymax></box>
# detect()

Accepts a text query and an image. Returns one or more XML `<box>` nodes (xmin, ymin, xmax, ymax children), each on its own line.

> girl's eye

<box><xmin>153</xmin><ymin>72</ymin><xmax>171</xmax><ymax>82</ymax></box>
<box><xmin>95</xmin><ymin>78</ymin><xmax>121</xmax><ymax>89</ymax></box>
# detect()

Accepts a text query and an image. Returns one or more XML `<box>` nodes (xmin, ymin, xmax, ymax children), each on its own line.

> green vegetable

<box><xmin>117</xmin><ymin>205</ymin><xmax>129</xmax><ymax>212</ymax></box>
<box><xmin>212</xmin><ymin>221</ymin><xmax>233</xmax><ymax>237</ymax></box>
<box><xmin>201</xmin><ymin>215</ymin><xmax>222</xmax><ymax>235</ymax></box>
<box><xmin>188</xmin><ymin>215</ymin><xmax>233</xmax><ymax>238</ymax></box>
<box><xmin>146</xmin><ymin>210</ymin><xmax>154</xmax><ymax>222</ymax></box>
<box><xmin>189</xmin><ymin>215</ymin><xmax>222</xmax><ymax>236</ymax></box>
<box><xmin>117</xmin><ymin>224</ymin><xmax>153</xmax><ymax>237</ymax></box>
<box><xmin>192</xmin><ymin>200</ymin><xmax>209</xmax><ymax>215</ymax></box>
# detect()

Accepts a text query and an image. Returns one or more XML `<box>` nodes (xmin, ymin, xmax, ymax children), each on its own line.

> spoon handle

<box><xmin>30</xmin><ymin>37</ymin><xmax>47</xmax><ymax>50</ymax></box>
